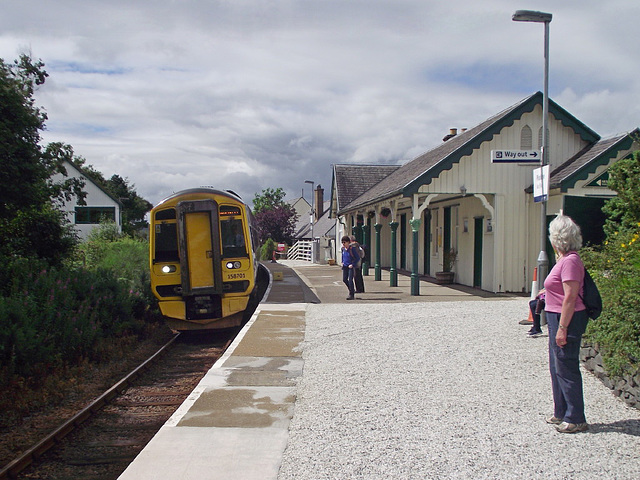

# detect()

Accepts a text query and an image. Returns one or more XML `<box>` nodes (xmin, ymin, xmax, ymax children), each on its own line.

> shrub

<box><xmin>74</xmin><ymin>223</ymin><xmax>157</xmax><ymax>313</ymax></box>
<box><xmin>260</xmin><ymin>238</ymin><xmax>277</xmax><ymax>261</ymax></box>
<box><xmin>0</xmin><ymin>257</ymin><xmax>150</xmax><ymax>380</ymax></box>
<box><xmin>0</xmin><ymin>226</ymin><xmax>161</xmax><ymax>388</ymax></box>
<box><xmin>581</xmin><ymin>224</ymin><xmax>640</xmax><ymax>375</ymax></box>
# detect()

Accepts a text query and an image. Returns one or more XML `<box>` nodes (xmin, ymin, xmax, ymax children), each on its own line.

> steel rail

<box><xmin>0</xmin><ymin>332</ymin><xmax>181</xmax><ymax>479</ymax></box>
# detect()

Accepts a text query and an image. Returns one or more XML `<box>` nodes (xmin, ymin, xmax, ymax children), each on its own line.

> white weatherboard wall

<box><xmin>414</xmin><ymin>108</ymin><xmax>590</xmax><ymax>293</ymax></box>
<box><xmin>51</xmin><ymin>161</ymin><xmax>122</xmax><ymax>240</ymax></box>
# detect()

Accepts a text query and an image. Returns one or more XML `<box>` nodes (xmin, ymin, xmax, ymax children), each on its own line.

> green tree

<box><xmin>252</xmin><ymin>188</ymin><xmax>298</xmax><ymax>244</ymax></box>
<box><xmin>581</xmin><ymin>145</ymin><xmax>640</xmax><ymax>376</ymax></box>
<box><xmin>252</xmin><ymin>187</ymin><xmax>287</xmax><ymax>214</ymax></box>
<box><xmin>603</xmin><ymin>149</ymin><xmax>640</xmax><ymax>237</ymax></box>
<box><xmin>104</xmin><ymin>175</ymin><xmax>152</xmax><ymax>236</ymax></box>
<box><xmin>0</xmin><ymin>55</ymin><xmax>85</xmax><ymax>264</ymax></box>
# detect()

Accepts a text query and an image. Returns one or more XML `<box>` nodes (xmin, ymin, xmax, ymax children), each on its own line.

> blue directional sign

<box><xmin>491</xmin><ymin>150</ymin><xmax>541</xmax><ymax>163</ymax></box>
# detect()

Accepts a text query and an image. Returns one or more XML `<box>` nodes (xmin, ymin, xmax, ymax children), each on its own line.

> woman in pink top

<box><xmin>543</xmin><ymin>213</ymin><xmax>589</xmax><ymax>433</ymax></box>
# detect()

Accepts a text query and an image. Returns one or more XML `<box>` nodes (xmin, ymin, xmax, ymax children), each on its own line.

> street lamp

<box><xmin>513</xmin><ymin>9</ymin><xmax>552</xmax><ymax>294</ymax></box>
<box><xmin>304</xmin><ymin>181</ymin><xmax>315</xmax><ymax>259</ymax></box>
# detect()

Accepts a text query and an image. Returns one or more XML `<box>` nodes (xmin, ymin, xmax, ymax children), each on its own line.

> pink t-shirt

<box><xmin>543</xmin><ymin>252</ymin><xmax>586</xmax><ymax>313</ymax></box>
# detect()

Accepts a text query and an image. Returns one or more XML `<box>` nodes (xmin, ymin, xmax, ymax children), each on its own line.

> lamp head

<box><xmin>512</xmin><ymin>10</ymin><xmax>552</xmax><ymax>23</ymax></box>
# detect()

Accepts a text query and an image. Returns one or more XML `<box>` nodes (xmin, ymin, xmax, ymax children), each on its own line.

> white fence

<box><xmin>286</xmin><ymin>240</ymin><xmax>314</xmax><ymax>262</ymax></box>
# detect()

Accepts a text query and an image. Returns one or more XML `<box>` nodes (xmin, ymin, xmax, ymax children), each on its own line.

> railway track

<box><xmin>3</xmin><ymin>329</ymin><xmax>237</xmax><ymax>480</ymax></box>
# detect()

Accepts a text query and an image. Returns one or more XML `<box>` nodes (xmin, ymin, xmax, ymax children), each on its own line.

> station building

<box><xmin>330</xmin><ymin>92</ymin><xmax>639</xmax><ymax>293</ymax></box>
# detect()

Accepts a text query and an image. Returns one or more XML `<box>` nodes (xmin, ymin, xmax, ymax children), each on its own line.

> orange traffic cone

<box><xmin>530</xmin><ymin>267</ymin><xmax>538</xmax><ymax>299</ymax></box>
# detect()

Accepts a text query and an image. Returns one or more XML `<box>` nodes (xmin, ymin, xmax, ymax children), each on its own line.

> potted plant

<box><xmin>436</xmin><ymin>248</ymin><xmax>457</xmax><ymax>284</ymax></box>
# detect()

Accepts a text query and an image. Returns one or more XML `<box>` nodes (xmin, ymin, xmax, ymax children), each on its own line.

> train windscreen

<box><xmin>154</xmin><ymin>209</ymin><xmax>179</xmax><ymax>262</ymax></box>
<box><xmin>220</xmin><ymin>206</ymin><xmax>247</xmax><ymax>258</ymax></box>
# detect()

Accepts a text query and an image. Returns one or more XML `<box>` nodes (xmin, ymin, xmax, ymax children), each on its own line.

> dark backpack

<box><xmin>580</xmin><ymin>268</ymin><xmax>602</xmax><ymax>320</ymax></box>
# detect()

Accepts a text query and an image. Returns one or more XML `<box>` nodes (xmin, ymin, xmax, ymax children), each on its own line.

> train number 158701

<box><xmin>227</xmin><ymin>272</ymin><xmax>246</xmax><ymax>279</ymax></box>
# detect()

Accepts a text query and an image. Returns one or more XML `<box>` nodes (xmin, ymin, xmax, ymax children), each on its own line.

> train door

<box><xmin>176</xmin><ymin>200</ymin><xmax>223</xmax><ymax>296</ymax></box>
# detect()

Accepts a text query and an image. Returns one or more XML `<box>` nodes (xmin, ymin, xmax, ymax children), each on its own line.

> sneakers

<box><xmin>556</xmin><ymin>422</ymin><xmax>589</xmax><ymax>433</ymax></box>
<box><xmin>546</xmin><ymin>416</ymin><xmax>563</xmax><ymax>425</ymax></box>
<box><xmin>346</xmin><ymin>295</ymin><xmax>355</xmax><ymax>300</ymax></box>
<box><xmin>527</xmin><ymin>329</ymin><xmax>543</xmax><ymax>337</ymax></box>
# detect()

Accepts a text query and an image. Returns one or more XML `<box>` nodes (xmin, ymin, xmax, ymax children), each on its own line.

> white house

<box><xmin>292</xmin><ymin>185</ymin><xmax>336</xmax><ymax>262</ymax></box>
<box><xmin>52</xmin><ymin>160</ymin><xmax>122</xmax><ymax>240</ymax></box>
<box><xmin>331</xmin><ymin>92</ymin><xmax>640</xmax><ymax>293</ymax></box>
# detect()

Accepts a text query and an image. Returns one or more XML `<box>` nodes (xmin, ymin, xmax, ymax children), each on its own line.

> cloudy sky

<box><xmin>2</xmin><ymin>0</ymin><xmax>639</xmax><ymax>208</ymax></box>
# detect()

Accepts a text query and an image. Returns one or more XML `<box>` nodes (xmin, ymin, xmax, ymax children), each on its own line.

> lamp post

<box><xmin>512</xmin><ymin>9</ymin><xmax>552</xmax><ymax>294</ymax></box>
<box><xmin>304</xmin><ymin>180</ymin><xmax>315</xmax><ymax>262</ymax></box>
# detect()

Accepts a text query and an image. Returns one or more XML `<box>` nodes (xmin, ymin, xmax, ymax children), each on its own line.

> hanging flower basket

<box><xmin>380</xmin><ymin>207</ymin><xmax>391</xmax><ymax>218</ymax></box>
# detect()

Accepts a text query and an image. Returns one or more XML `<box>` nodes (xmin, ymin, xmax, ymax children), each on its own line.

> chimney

<box><xmin>314</xmin><ymin>185</ymin><xmax>323</xmax><ymax>222</ymax></box>
<box><xmin>443</xmin><ymin>128</ymin><xmax>457</xmax><ymax>142</ymax></box>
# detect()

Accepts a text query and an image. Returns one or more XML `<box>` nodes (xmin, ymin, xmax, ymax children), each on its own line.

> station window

<box><xmin>75</xmin><ymin>206</ymin><xmax>116</xmax><ymax>224</ymax></box>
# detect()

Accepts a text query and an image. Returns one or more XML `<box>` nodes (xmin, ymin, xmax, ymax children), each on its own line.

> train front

<box><xmin>149</xmin><ymin>188</ymin><xmax>258</xmax><ymax>331</ymax></box>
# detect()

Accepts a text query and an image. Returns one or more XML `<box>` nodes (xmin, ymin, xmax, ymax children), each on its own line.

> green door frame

<box><xmin>473</xmin><ymin>217</ymin><xmax>483</xmax><ymax>288</ymax></box>
<box><xmin>423</xmin><ymin>210</ymin><xmax>431</xmax><ymax>275</ymax></box>
<box><xmin>443</xmin><ymin>207</ymin><xmax>452</xmax><ymax>253</ymax></box>
<box><xmin>400</xmin><ymin>213</ymin><xmax>407</xmax><ymax>270</ymax></box>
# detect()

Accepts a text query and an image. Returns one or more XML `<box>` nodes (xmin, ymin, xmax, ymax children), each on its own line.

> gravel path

<box><xmin>278</xmin><ymin>300</ymin><xmax>640</xmax><ymax>479</ymax></box>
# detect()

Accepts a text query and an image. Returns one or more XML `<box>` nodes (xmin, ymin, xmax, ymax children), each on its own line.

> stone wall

<box><xmin>581</xmin><ymin>343</ymin><xmax>640</xmax><ymax>410</ymax></box>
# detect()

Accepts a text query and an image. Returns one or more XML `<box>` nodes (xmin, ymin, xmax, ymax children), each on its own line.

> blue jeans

<box><xmin>546</xmin><ymin>310</ymin><xmax>589</xmax><ymax>424</ymax></box>
<box><xmin>342</xmin><ymin>266</ymin><xmax>355</xmax><ymax>296</ymax></box>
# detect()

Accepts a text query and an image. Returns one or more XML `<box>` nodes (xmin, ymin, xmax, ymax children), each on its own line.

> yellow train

<box><xmin>149</xmin><ymin>187</ymin><xmax>261</xmax><ymax>331</ymax></box>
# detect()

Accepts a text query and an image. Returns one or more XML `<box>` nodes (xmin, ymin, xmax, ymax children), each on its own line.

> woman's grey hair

<box><xmin>548</xmin><ymin>212</ymin><xmax>582</xmax><ymax>254</ymax></box>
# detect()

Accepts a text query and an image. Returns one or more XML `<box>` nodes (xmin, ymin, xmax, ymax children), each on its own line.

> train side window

<box><xmin>155</xmin><ymin>222</ymin><xmax>179</xmax><ymax>262</ymax></box>
<box><xmin>221</xmin><ymin>218</ymin><xmax>248</xmax><ymax>258</ymax></box>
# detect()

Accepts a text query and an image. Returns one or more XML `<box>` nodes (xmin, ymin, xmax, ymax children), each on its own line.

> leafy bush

<box><xmin>0</xmin><ymin>256</ymin><xmax>147</xmax><ymax>380</ymax></box>
<box><xmin>260</xmin><ymin>238</ymin><xmax>277</xmax><ymax>261</ymax></box>
<box><xmin>0</xmin><ymin>224</ymin><xmax>160</xmax><ymax>387</ymax></box>
<box><xmin>582</xmin><ymin>224</ymin><xmax>640</xmax><ymax>375</ymax></box>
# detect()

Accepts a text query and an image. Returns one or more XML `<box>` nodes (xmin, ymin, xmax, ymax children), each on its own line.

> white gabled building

<box><xmin>331</xmin><ymin>92</ymin><xmax>640</xmax><ymax>293</ymax></box>
<box><xmin>53</xmin><ymin>160</ymin><xmax>122</xmax><ymax>240</ymax></box>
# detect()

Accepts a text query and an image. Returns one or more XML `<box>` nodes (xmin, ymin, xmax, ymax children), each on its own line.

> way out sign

<box><xmin>533</xmin><ymin>165</ymin><xmax>550</xmax><ymax>203</ymax></box>
<box><xmin>491</xmin><ymin>150</ymin><xmax>541</xmax><ymax>163</ymax></box>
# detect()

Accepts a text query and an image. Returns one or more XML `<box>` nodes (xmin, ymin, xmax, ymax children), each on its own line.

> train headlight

<box><xmin>162</xmin><ymin>265</ymin><xmax>177</xmax><ymax>273</ymax></box>
<box><xmin>226</xmin><ymin>261</ymin><xmax>242</xmax><ymax>269</ymax></box>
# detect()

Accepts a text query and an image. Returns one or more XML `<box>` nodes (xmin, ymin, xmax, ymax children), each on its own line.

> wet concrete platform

<box><xmin>118</xmin><ymin>262</ymin><xmax>313</xmax><ymax>480</ymax></box>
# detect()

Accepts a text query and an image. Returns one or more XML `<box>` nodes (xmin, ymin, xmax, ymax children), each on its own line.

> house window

<box><xmin>520</xmin><ymin>125</ymin><xmax>532</xmax><ymax>150</ymax></box>
<box><xmin>75</xmin><ymin>206</ymin><xmax>116</xmax><ymax>224</ymax></box>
